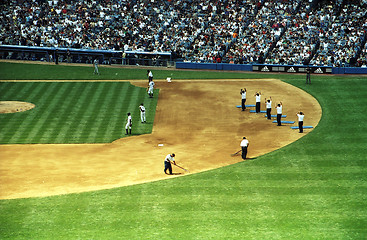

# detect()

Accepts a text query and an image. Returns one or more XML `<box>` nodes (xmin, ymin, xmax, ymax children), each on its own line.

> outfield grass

<box><xmin>0</xmin><ymin>62</ymin><xmax>366</xmax><ymax>239</ymax></box>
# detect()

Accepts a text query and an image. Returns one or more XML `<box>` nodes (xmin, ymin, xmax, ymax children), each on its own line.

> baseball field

<box><xmin>0</xmin><ymin>61</ymin><xmax>366</xmax><ymax>239</ymax></box>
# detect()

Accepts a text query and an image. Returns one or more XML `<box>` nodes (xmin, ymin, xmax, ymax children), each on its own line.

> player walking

<box><xmin>164</xmin><ymin>153</ymin><xmax>176</xmax><ymax>175</ymax></box>
<box><xmin>125</xmin><ymin>112</ymin><xmax>132</xmax><ymax>135</ymax></box>
<box><xmin>148</xmin><ymin>80</ymin><xmax>155</xmax><ymax>98</ymax></box>
<box><xmin>139</xmin><ymin>103</ymin><xmax>146</xmax><ymax>123</ymax></box>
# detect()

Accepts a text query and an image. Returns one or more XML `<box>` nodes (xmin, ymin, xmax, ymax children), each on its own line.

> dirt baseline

<box><xmin>0</xmin><ymin>79</ymin><xmax>321</xmax><ymax>199</ymax></box>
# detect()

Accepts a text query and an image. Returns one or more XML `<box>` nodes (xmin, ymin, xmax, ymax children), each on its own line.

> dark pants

<box><xmin>277</xmin><ymin>114</ymin><xmax>282</xmax><ymax>126</ymax></box>
<box><xmin>267</xmin><ymin>108</ymin><xmax>271</xmax><ymax>119</ymax></box>
<box><xmin>256</xmin><ymin>102</ymin><xmax>260</xmax><ymax>113</ymax></box>
<box><xmin>164</xmin><ymin>161</ymin><xmax>172</xmax><ymax>174</ymax></box>
<box><xmin>241</xmin><ymin>99</ymin><xmax>246</xmax><ymax>111</ymax></box>
<box><xmin>241</xmin><ymin>146</ymin><xmax>248</xmax><ymax>160</ymax></box>
<box><xmin>306</xmin><ymin>73</ymin><xmax>311</xmax><ymax>84</ymax></box>
<box><xmin>299</xmin><ymin>121</ymin><xmax>303</xmax><ymax>133</ymax></box>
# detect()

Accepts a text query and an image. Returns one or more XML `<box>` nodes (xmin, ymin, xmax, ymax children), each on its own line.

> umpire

<box><xmin>306</xmin><ymin>66</ymin><xmax>311</xmax><ymax>84</ymax></box>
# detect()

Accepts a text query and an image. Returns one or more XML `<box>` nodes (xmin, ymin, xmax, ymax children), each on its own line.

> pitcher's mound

<box><xmin>0</xmin><ymin>101</ymin><xmax>35</xmax><ymax>114</ymax></box>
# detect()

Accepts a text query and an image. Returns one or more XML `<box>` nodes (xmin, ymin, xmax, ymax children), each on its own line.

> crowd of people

<box><xmin>0</xmin><ymin>0</ymin><xmax>366</xmax><ymax>67</ymax></box>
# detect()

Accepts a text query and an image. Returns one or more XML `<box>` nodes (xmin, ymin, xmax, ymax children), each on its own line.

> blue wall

<box><xmin>176</xmin><ymin>62</ymin><xmax>367</xmax><ymax>75</ymax></box>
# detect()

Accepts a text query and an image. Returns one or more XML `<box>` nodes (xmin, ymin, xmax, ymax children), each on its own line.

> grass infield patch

<box><xmin>0</xmin><ymin>81</ymin><xmax>158</xmax><ymax>144</ymax></box>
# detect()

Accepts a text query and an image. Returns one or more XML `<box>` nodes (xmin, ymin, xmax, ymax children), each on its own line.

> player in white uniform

<box><xmin>148</xmin><ymin>80</ymin><xmax>155</xmax><ymax>98</ymax></box>
<box><xmin>164</xmin><ymin>153</ymin><xmax>176</xmax><ymax>175</ymax></box>
<box><xmin>265</xmin><ymin>97</ymin><xmax>272</xmax><ymax>120</ymax></box>
<box><xmin>147</xmin><ymin>70</ymin><xmax>153</xmax><ymax>82</ymax></box>
<box><xmin>276</xmin><ymin>102</ymin><xmax>283</xmax><ymax>126</ymax></box>
<box><xmin>240</xmin><ymin>88</ymin><xmax>247</xmax><ymax>111</ymax></box>
<box><xmin>240</xmin><ymin>137</ymin><xmax>249</xmax><ymax>160</ymax></box>
<box><xmin>125</xmin><ymin>112</ymin><xmax>132</xmax><ymax>135</ymax></box>
<box><xmin>139</xmin><ymin>103</ymin><xmax>146</xmax><ymax>123</ymax></box>
<box><xmin>93</xmin><ymin>59</ymin><xmax>99</xmax><ymax>75</ymax></box>
<box><xmin>297</xmin><ymin>112</ymin><xmax>305</xmax><ymax>133</ymax></box>
<box><xmin>255</xmin><ymin>92</ymin><xmax>261</xmax><ymax>113</ymax></box>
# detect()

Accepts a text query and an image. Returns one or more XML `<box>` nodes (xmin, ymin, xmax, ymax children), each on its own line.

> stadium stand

<box><xmin>0</xmin><ymin>0</ymin><xmax>366</xmax><ymax>68</ymax></box>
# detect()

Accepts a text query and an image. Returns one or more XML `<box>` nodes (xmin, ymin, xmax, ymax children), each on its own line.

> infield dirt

<box><xmin>0</xmin><ymin>79</ymin><xmax>321</xmax><ymax>199</ymax></box>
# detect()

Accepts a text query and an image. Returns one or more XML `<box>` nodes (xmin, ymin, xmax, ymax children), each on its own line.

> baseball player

<box><xmin>147</xmin><ymin>80</ymin><xmax>155</xmax><ymax>98</ymax></box>
<box><xmin>276</xmin><ymin>102</ymin><xmax>283</xmax><ymax>126</ymax></box>
<box><xmin>93</xmin><ymin>58</ymin><xmax>99</xmax><ymax>75</ymax></box>
<box><xmin>265</xmin><ymin>97</ymin><xmax>272</xmax><ymax>120</ymax></box>
<box><xmin>297</xmin><ymin>112</ymin><xmax>305</xmax><ymax>133</ymax></box>
<box><xmin>147</xmin><ymin>70</ymin><xmax>153</xmax><ymax>82</ymax></box>
<box><xmin>255</xmin><ymin>92</ymin><xmax>261</xmax><ymax>113</ymax></box>
<box><xmin>240</xmin><ymin>137</ymin><xmax>249</xmax><ymax>160</ymax></box>
<box><xmin>164</xmin><ymin>153</ymin><xmax>176</xmax><ymax>175</ymax></box>
<box><xmin>139</xmin><ymin>103</ymin><xmax>146</xmax><ymax>123</ymax></box>
<box><xmin>125</xmin><ymin>112</ymin><xmax>132</xmax><ymax>135</ymax></box>
<box><xmin>240</xmin><ymin>88</ymin><xmax>247</xmax><ymax>111</ymax></box>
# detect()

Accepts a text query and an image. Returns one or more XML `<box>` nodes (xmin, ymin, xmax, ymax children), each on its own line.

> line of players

<box><xmin>239</xmin><ymin>88</ymin><xmax>305</xmax><ymax>160</ymax></box>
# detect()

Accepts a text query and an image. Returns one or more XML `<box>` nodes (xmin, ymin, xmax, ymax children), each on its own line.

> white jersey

<box><xmin>241</xmin><ymin>92</ymin><xmax>246</xmax><ymax>99</ymax></box>
<box><xmin>148</xmin><ymin>71</ymin><xmax>153</xmax><ymax>78</ymax></box>
<box><xmin>256</xmin><ymin>95</ymin><xmax>261</xmax><ymax>102</ymax></box>
<box><xmin>139</xmin><ymin>105</ymin><xmax>145</xmax><ymax>112</ymax></box>
<box><xmin>149</xmin><ymin>81</ymin><xmax>155</xmax><ymax>89</ymax></box>
<box><xmin>165</xmin><ymin>154</ymin><xmax>174</xmax><ymax>163</ymax></box>
<box><xmin>127</xmin><ymin>115</ymin><xmax>132</xmax><ymax>125</ymax></box>
<box><xmin>240</xmin><ymin>139</ymin><xmax>249</xmax><ymax>147</ymax></box>
<box><xmin>266</xmin><ymin>101</ymin><xmax>272</xmax><ymax>109</ymax></box>
<box><xmin>297</xmin><ymin>114</ymin><xmax>304</xmax><ymax>121</ymax></box>
<box><xmin>276</xmin><ymin>105</ymin><xmax>282</xmax><ymax>114</ymax></box>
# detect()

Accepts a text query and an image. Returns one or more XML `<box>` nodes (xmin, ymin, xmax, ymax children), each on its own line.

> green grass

<box><xmin>0</xmin><ymin>81</ymin><xmax>158</xmax><ymax>144</ymax></box>
<box><xmin>0</xmin><ymin>62</ymin><xmax>367</xmax><ymax>239</ymax></box>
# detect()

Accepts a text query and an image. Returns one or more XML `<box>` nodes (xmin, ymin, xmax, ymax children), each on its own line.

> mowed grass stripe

<box><xmin>53</xmin><ymin>82</ymin><xmax>99</xmax><ymax>143</ymax></box>
<box><xmin>97</xmin><ymin>82</ymin><xmax>129</xmax><ymax>142</ymax></box>
<box><xmin>24</xmin><ymin>83</ymin><xmax>74</xmax><ymax>143</ymax></box>
<box><xmin>32</xmin><ymin>82</ymin><xmax>88</xmax><ymax>143</ymax></box>
<box><xmin>62</xmin><ymin>83</ymin><xmax>99</xmax><ymax>143</ymax></box>
<box><xmin>78</xmin><ymin>83</ymin><xmax>114</xmax><ymax>143</ymax></box>
<box><xmin>82</xmin><ymin>82</ymin><xmax>115</xmax><ymax>143</ymax></box>
<box><xmin>6</xmin><ymin>83</ymin><xmax>56</xmax><ymax>143</ymax></box>
<box><xmin>109</xmin><ymin>83</ymin><xmax>135</xmax><ymax>140</ymax></box>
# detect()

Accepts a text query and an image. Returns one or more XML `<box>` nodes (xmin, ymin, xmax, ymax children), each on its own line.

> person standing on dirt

<box><xmin>240</xmin><ymin>88</ymin><xmax>247</xmax><ymax>111</ymax></box>
<box><xmin>240</xmin><ymin>137</ymin><xmax>249</xmax><ymax>160</ymax></box>
<box><xmin>139</xmin><ymin>103</ymin><xmax>146</xmax><ymax>123</ymax></box>
<box><xmin>297</xmin><ymin>111</ymin><xmax>305</xmax><ymax>133</ymax></box>
<box><xmin>265</xmin><ymin>96</ymin><xmax>272</xmax><ymax>120</ymax></box>
<box><xmin>125</xmin><ymin>112</ymin><xmax>132</xmax><ymax>135</ymax></box>
<box><xmin>164</xmin><ymin>153</ymin><xmax>176</xmax><ymax>175</ymax></box>
<box><xmin>255</xmin><ymin>91</ymin><xmax>261</xmax><ymax>113</ymax></box>
<box><xmin>276</xmin><ymin>102</ymin><xmax>283</xmax><ymax>126</ymax></box>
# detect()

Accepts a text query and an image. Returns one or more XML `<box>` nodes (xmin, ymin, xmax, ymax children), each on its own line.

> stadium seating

<box><xmin>0</xmin><ymin>0</ymin><xmax>366</xmax><ymax>67</ymax></box>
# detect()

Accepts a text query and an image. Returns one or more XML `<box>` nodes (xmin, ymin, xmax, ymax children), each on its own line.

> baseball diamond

<box><xmin>0</xmin><ymin>79</ymin><xmax>321</xmax><ymax>199</ymax></box>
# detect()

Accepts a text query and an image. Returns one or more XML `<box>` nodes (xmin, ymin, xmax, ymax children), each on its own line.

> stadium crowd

<box><xmin>0</xmin><ymin>0</ymin><xmax>366</xmax><ymax>67</ymax></box>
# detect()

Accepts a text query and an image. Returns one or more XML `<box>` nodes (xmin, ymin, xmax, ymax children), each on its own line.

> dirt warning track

<box><xmin>0</xmin><ymin>79</ymin><xmax>321</xmax><ymax>199</ymax></box>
